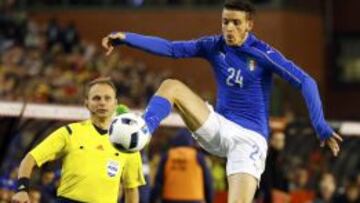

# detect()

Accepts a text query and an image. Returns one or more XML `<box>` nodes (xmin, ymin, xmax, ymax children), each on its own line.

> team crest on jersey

<box><xmin>248</xmin><ymin>58</ymin><xmax>256</xmax><ymax>71</ymax></box>
<box><xmin>107</xmin><ymin>160</ymin><xmax>120</xmax><ymax>177</ymax></box>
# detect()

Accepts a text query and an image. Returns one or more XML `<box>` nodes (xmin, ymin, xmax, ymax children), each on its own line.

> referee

<box><xmin>12</xmin><ymin>77</ymin><xmax>145</xmax><ymax>203</ymax></box>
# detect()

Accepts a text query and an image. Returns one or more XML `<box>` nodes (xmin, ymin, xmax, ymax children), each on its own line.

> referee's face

<box><xmin>222</xmin><ymin>9</ymin><xmax>253</xmax><ymax>46</ymax></box>
<box><xmin>86</xmin><ymin>83</ymin><xmax>117</xmax><ymax>119</ymax></box>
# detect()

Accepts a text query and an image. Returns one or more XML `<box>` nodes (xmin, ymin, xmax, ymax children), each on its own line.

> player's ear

<box><xmin>247</xmin><ymin>19</ymin><xmax>254</xmax><ymax>31</ymax></box>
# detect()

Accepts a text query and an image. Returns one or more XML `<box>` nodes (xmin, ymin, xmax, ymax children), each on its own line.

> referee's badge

<box><xmin>107</xmin><ymin>160</ymin><xmax>119</xmax><ymax>177</ymax></box>
<box><xmin>248</xmin><ymin>58</ymin><xmax>256</xmax><ymax>71</ymax></box>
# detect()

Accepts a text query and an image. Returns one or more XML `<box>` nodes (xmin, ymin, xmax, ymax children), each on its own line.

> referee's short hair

<box><xmin>224</xmin><ymin>0</ymin><xmax>256</xmax><ymax>19</ymax></box>
<box><xmin>85</xmin><ymin>77</ymin><xmax>117</xmax><ymax>98</ymax></box>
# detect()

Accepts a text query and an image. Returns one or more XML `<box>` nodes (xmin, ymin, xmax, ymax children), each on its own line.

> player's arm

<box><xmin>11</xmin><ymin>126</ymin><xmax>69</xmax><ymax>203</ymax></box>
<box><xmin>102</xmin><ymin>32</ymin><xmax>213</xmax><ymax>58</ymax></box>
<box><xmin>261</xmin><ymin>47</ymin><xmax>342</xmax><ymax>156</ymax></box>
<box><xmin>124</xmin><ymin>187</ymin><xmax>139</xmax><ymax>203</ymax></box>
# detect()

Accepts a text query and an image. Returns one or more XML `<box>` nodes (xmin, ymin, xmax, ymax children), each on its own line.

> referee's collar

<box><xmin>91</xmin><ymin>123</ymin><xmax>108</xmax><ymax>135</ymax></box>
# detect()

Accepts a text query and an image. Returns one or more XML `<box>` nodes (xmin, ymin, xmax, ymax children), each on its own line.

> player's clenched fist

<box><xmin>11</xmin><ymin>191</ymin><xmax>30</xmax><ymax>203</ymax></box>
<box><xmin>102</xmin><ymin>32</ymin><xmax>126</xmax><ymax>56</ymax></box>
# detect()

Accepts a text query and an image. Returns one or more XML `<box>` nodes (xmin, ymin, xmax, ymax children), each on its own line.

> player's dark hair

<box><xmin>224</xmin><ymin>0</ymin><xmax>256</xmax><ymax>19</ymax></box>
<box><xmin>85</xmin><ymin>77</ymin><xmax>117</xmax><ymax>98</ymax></box>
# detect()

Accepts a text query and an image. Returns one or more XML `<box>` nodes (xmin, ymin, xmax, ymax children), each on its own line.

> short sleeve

<box><xmin>30</xmin><ymin>126</ymin><xmax>70</xmax><ymax>167</ymax></box>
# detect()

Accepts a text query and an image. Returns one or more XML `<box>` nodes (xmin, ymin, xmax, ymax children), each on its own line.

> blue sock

<box><xmin>144</xmin><ymin>96</ymin><xmax>172</xmax><ymax>134</ymax></box>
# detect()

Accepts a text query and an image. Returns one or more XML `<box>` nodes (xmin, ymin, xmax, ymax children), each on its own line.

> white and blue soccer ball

<box><xmin>109</xmin><ymin>112</ymin><xmax>151</xmax><ymax>152</ymax></box>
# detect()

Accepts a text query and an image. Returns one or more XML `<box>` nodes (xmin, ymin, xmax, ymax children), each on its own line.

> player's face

<box><xmin>85</xmin><ymin>84</ymin><xmax>117</xmax><ymax>119</ymax></box>
<box><xmin>222</xmin><ymin>9</ymin><xmax>253</xmax><ymax>46</ymax></box>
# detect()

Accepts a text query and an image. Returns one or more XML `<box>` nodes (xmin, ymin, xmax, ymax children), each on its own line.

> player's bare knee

<box><xmin>157</xmin><ymin>79</ymin><xmax>187</xmax><ymax>98</ymax></box>
<box><xmin>161</xmin><ymin>79</ymin><xmax>186</xmax><ymax>89</ymax></box>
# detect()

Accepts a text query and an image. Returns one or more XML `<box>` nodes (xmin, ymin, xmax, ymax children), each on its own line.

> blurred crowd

<box><xmin>258</xmin><ymin>127</ymin><xmax>360</xmax><ymax>203</ymax></box>
<box><xmin>0</xmin><ymin>7</ymin><xmax>170</xmax><ymax>108</ymax></box>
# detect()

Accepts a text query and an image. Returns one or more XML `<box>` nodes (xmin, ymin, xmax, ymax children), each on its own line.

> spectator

<box><xmin>151</xmin><ymin>129</ymin><xmax>213</xmax><ymax>203</ymax></box>
<box><xmin>289</xmin><ymin>167</ymin><xmax>315</xmax><ymax>203</ymax></box>
<box><xmin>39</xmin><ymin>167</ymin><xmax>57</xmax><ymax>203</ymax></box>
<box><xmin>61</xmin><ymin>21</ymin><xmax>79</xmax><ymax>53</ymax></box>
<box><xmin>336</xmin><ymin>180</ymin><xmax>360</xmax><ymax>203</ymax></box>
<box><xmin>46</xmin><ymin>18</ymin><xmax>61</xmax><ymax>51</ymax></box>
<box><xmin>210</xmin><ymin>157</ymin><xmax>226</xmax><ymax>192</ymax></box>
<box><xmin>260</xmin><ymin>131</ymin><xmax>289</xmax><ymax>203</ymax></box>
<box><xmin>313</xmin><ymin>173</ymin><xmax>337</xmax><ymax>203</ymax></box>
<box><xmin>0</xmin><ymin>14</ymin><xmax>170</xmax><ymax>107</ymax></box>
<box><xmin>0</xmin><ymin>176</ymin><xmax>15</xmax><ymax>203</ymax></box>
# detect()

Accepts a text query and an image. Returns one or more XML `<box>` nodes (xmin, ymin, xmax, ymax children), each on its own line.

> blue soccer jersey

<box><xmin>122</xmin><ymin>32</ymin><xmax>333</xmax><ymax>141</ymax></box>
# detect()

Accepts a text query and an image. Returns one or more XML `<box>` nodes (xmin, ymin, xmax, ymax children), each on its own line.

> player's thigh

<box><xmin>156</xmin><ymin>79</ymin><xmax>210</xmax><ymax>131</ymax></box>
<box><xmin>227</xmin><ymin>173</ymin><xmax>257</xmax><ymax>203</ymax></box>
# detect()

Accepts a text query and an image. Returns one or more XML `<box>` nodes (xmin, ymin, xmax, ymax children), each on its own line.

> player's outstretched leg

<box><xmin>143</xmin><ymin>78</ymin><xmax>210</xmax><ymax>134</ymax></box>
<box><xmin>144</xmin><ymin>79</ymin><xmax>259</xmax><ymax>203</ymax></box>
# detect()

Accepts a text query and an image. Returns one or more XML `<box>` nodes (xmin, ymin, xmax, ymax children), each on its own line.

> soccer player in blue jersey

<box><xmin>102</xmin><ymin>0</ymin><xmax>342</xmax><ymax>202</ymax></box>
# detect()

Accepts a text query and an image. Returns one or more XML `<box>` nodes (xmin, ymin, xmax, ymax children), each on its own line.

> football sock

<box><xmin>143</xmin><ymin>95</ymin><xmax>172</xmax><ymax>134</ymax></box>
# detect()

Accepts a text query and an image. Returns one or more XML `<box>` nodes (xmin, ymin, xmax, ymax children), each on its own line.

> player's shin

<box><xmin>143</xmin><ymin>95</ymin><xmax>172</xmax><ymax>134</ymax></box>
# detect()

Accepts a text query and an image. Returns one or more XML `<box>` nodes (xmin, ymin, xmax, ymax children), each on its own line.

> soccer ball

<box><xmin>109</xmin><ymin>113</ymin><xmax>151</xmax><ymax>152</ymax></box>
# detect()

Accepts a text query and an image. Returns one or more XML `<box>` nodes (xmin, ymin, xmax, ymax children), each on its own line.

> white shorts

<box><xmin>192</xmin><ymin>105</ymin><xmax>268</xmax><ymax>180</ymax></box>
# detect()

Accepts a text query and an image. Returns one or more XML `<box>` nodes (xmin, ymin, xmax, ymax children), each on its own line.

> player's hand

<box><xmin>11</xmin><ymin>191</ymin><xmax>30</xmax><ymax>203</ymax></box>
<box><xmin>320</xmin><ymin>132</ymin><xmax>343</xmax><ymax>157</ymax></box>
<box><xmin>102</xmin><ymin>32</ymin><xmax>126</xmax><ymax>56</ymax></box>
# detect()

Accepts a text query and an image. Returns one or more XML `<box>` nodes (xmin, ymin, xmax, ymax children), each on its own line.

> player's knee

<box><xmin>158</xmin><ymin>79</ymin><xmax>187</xmax><ymax>96</ymax></box>
<box><xmin>161</xmin><ymin>78</ymin><xmax>185</xmax><ymax>88</ymax></box>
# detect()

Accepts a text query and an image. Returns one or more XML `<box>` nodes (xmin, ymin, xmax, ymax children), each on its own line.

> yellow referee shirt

<box><xmin>30</xmin><ymin>120</ymin><xmax>145</xmax><ymax>203</ymax></box>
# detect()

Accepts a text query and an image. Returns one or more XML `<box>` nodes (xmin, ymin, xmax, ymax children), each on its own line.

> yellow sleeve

<box><xmin>30</xmin><ymin>126</ymin><xmax>70</xmax><ymax>167</ymax></box>
<box><xmin>121</xmin><ymin>152</ymin><xmax>146</xmax><ymax>189</ymax></box>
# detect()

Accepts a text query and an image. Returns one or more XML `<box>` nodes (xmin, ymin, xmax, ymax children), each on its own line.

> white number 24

<box><xmin>226</xmin><ymin>67</ymin><xmax>243</xmax><ymax>87</ymax></box>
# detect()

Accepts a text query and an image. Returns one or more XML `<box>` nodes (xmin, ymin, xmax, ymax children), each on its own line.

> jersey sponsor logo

<box><xmin>107</xmin><ymin>160</ymin><xmax>119</xmax><ymax>177</ymax></box>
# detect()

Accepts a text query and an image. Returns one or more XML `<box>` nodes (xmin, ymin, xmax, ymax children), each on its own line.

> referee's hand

<box><xmin>321</xmin><ymin>132</ymin><xmax>343</xmax><ymax>157</ymax></box>
<box><xmin>102</xmin><ymin>32</ymin><xmax>126</xmax><ymax>56</ymax></box>
<box><xmin>11</xmin><ymin>191</ymin><xmax>30</xmax><ymax>203</ymax></box>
